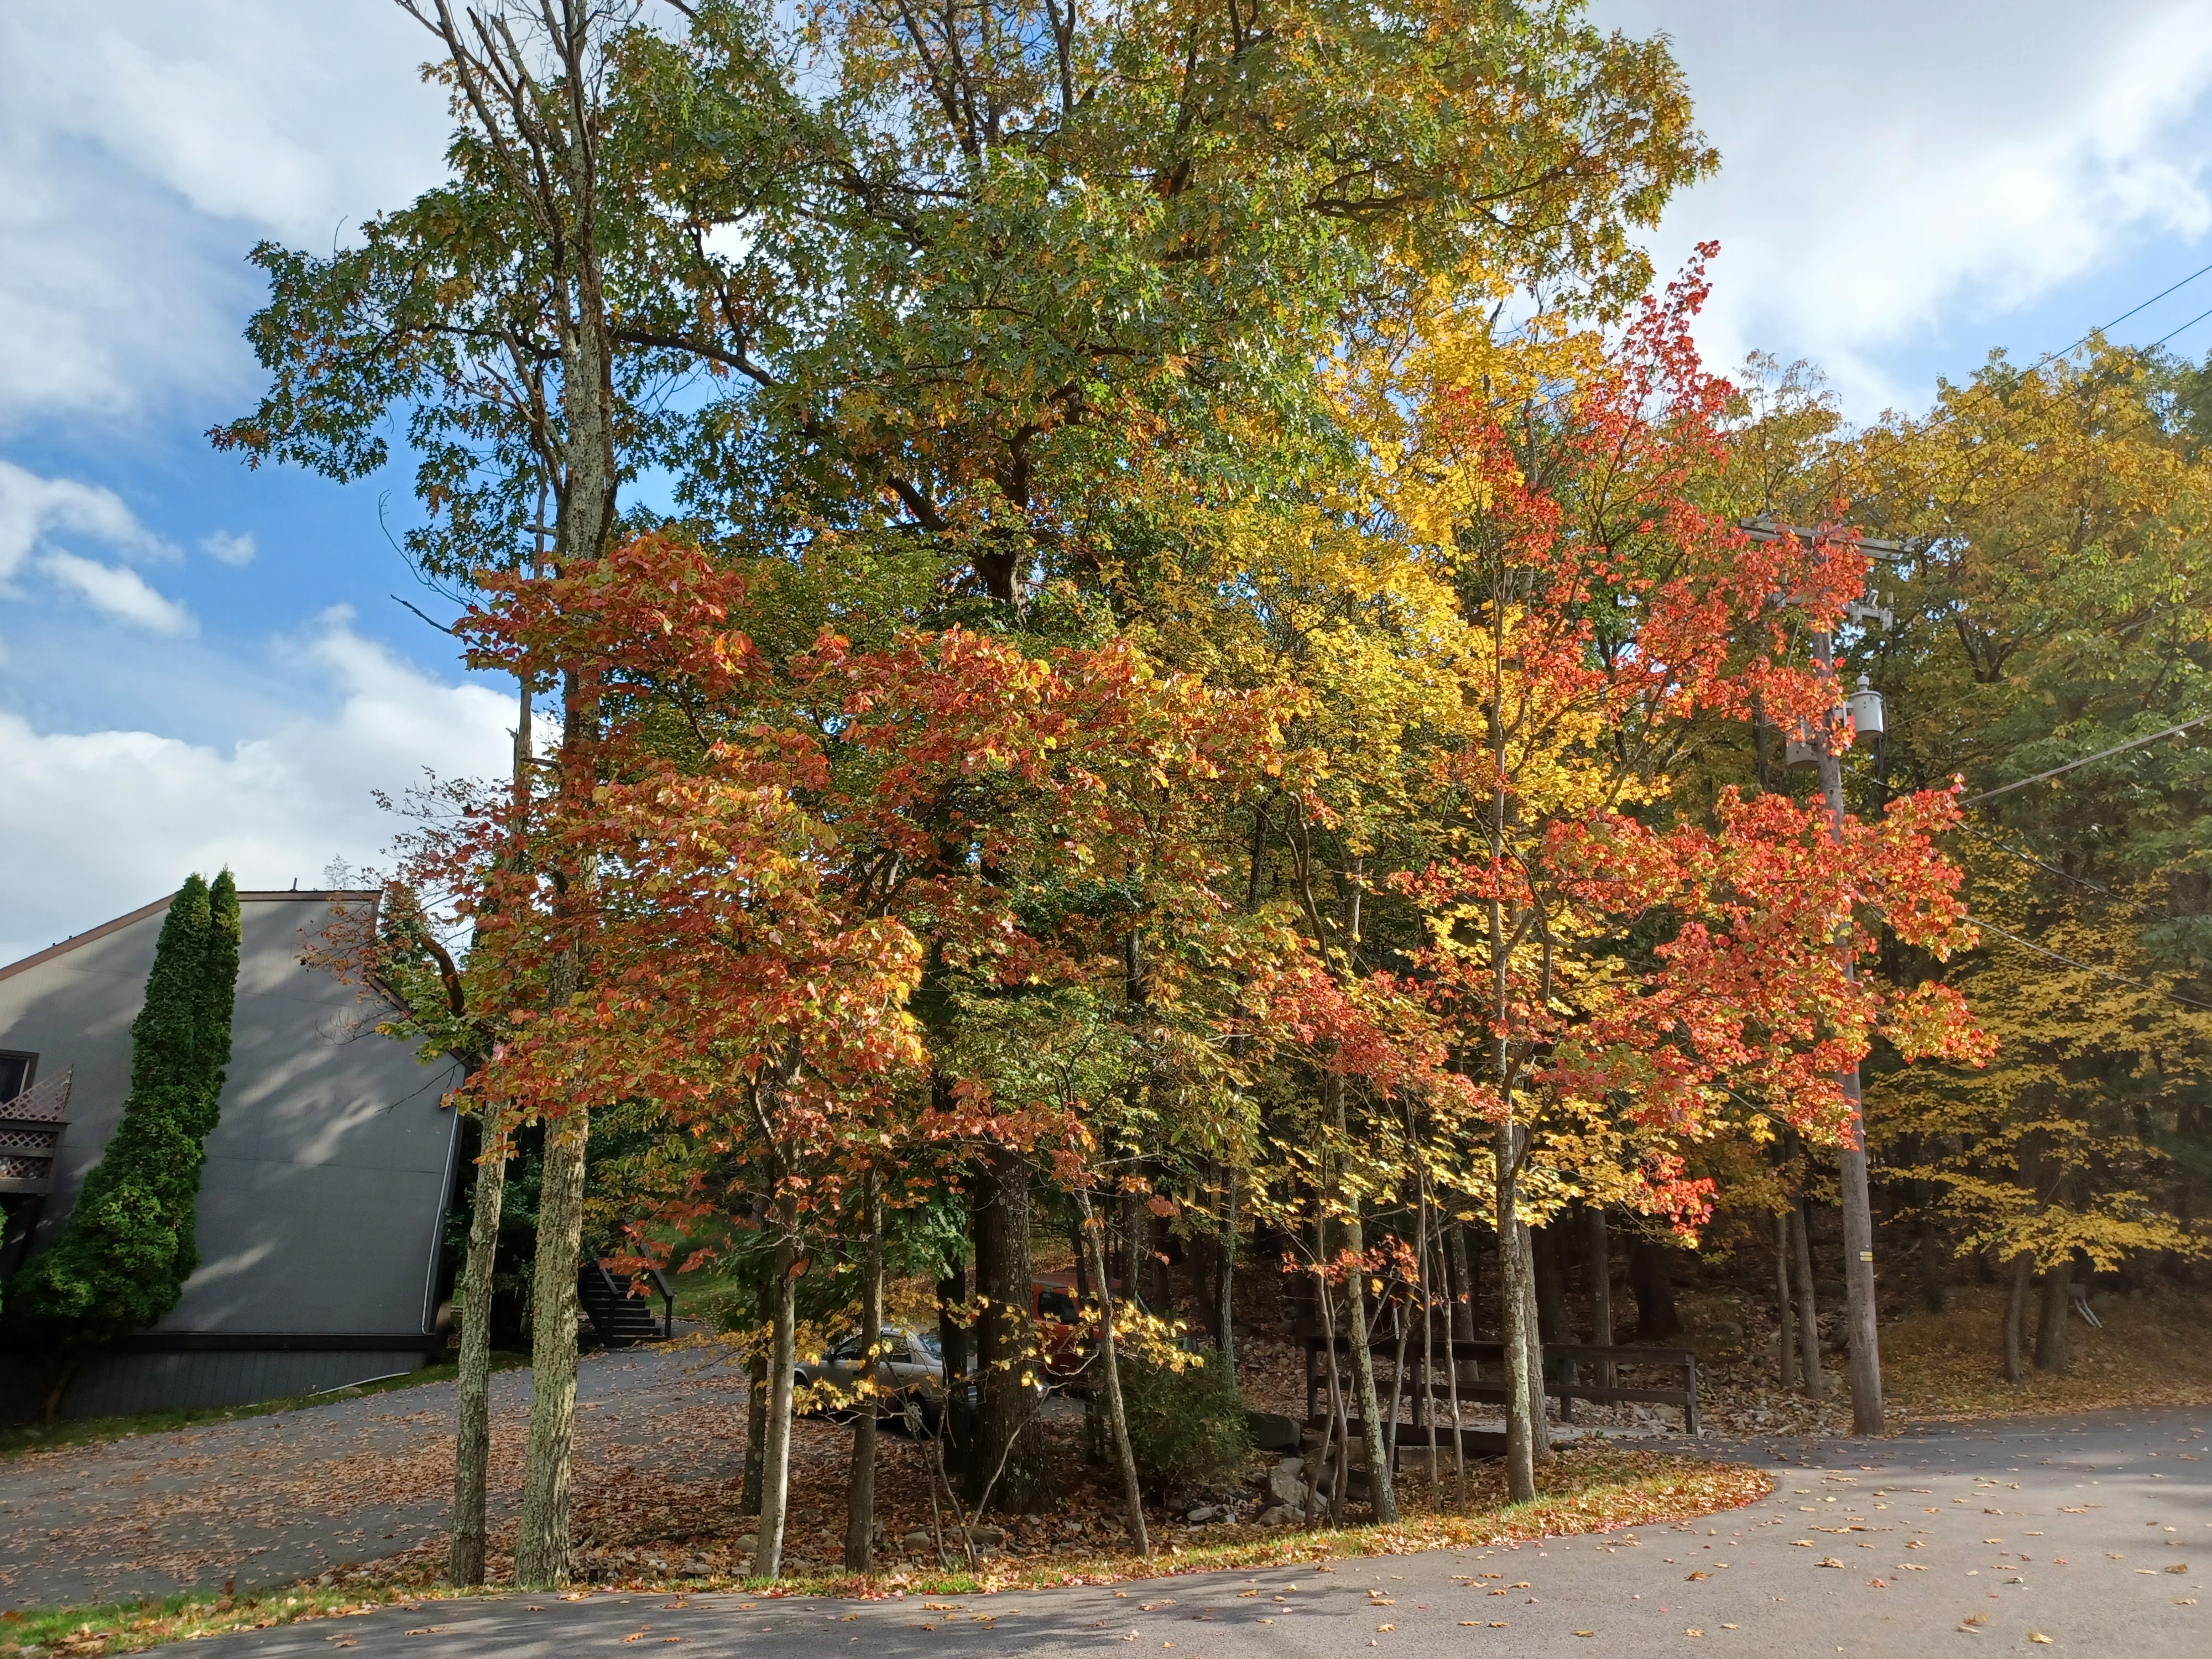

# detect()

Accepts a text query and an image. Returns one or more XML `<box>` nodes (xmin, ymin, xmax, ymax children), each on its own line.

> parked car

<box><xmin>1031</xmin><ymin>1270</ymin><xmax>1087</xmax><ymax>1378</ymax></box>
<box><xmin>794</xmin><ymin>1272</ymin><xmax>1110</xmax><ymax>1417</ymax></box>
<box><xmin>794</xmin><ymin>1325</ymin><xmax>948</xmax><ymax>1422</ymax></box>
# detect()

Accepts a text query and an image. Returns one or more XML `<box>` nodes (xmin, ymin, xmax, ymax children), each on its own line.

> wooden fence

<box><xmin>1303</xmin><ymin>1334</ymin><xmax>1700</xmax><ymax>1439</ymax></box>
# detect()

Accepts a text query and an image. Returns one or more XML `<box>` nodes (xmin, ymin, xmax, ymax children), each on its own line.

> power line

<box><xmin>2054</xmin><ymin>257</ymin><xmax>2212</xmax><ymax>362</ymax></box>
<box><xmin>1955</xmin><ymin>825</ymin><xmax>2128</xmax><ymax>902</ymax></box>
<box><xmin>2153</xmin><ymin>301</ymin><xmax>2212</xmax><ymax>351</ymax></box>
<box><xmin>1957</xmin><ymin>711</ymin><xmax>2212</xmax><ymax>806</ymax></box>
<box><xmin>1964</xmin><ymin>914</ymin><xmax>2212</xmax><ymax>1013</ymax></box>
<box><xmin>1811</xmin><ymin>257</ymin><xmax>2212</xmax><ymax>517</ymax></box>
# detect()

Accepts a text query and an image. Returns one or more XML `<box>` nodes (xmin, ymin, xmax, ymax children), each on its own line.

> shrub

<box><xmin>1114</xmin><ymin>1345</ymin><xmax>1251</xmax><ymax>1495</ymax></box>
<box><xmin>8</xmin><ymin>873</ymin><xmax>241</xmax><ymax>1358</ymax></box>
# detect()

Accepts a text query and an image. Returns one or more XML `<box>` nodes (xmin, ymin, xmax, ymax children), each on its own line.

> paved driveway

<box><xmin>0</xmin><ymin>1347</ymin><xmax>752</xmax><ymax>1611</ymax></box>
<box><xmin>202</xmin><ymin>1407</ymin><xmax>2206</xmax><ymax>1659</ymax></box>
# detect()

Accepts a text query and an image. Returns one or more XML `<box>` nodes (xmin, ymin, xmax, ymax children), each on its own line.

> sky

<box><xmin>6</xmin><ymin>0</ymin><xmax>2212</xmax><ymax>963</ymax></box>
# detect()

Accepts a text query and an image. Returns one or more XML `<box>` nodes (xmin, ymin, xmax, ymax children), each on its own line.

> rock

<box><xmin>900</xmin><ymin>1528</ymin><xmax>933</xmax><ymax>1548</ymax></box>
<box><xmin>1707</xmin><ymin>1319</ymin><xmax>1745</xmax><ymax>1342</ymax></box>
<box><xmin>732</xmin><ymin>1531</ymin><xmax>760</xmax><ymax>1552</ymax></box>
<box><xmin>1185</xmin><ymin>1505</ymin><xmax>1220</xmax><ymax>1525</ymax></box>
<box><xmin>1265</xmin><ymin>1459</ymin><xmax>1308</xmax><ymax>1509</ymax></box>
<box><xmin>1255</xmin><ymin>1505</ymin><xmax>1294</xmax><ymax>1527</ymax></box>
<box><xmin>957</xmin><ymin>1525</ymin><xmax>1006</xmax><ymax>1548</ymax></box>
<box><xmin>1245</xmin><ymin>1409</ymin><xmax>1302</xmax><ymax>1451</ymax></box>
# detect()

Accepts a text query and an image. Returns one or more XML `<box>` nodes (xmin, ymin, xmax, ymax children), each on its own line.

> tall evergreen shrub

<box><xmin>6</xmin><ymin>873</ymin><xmax>243</xmax><ymax>1385</ymax></box>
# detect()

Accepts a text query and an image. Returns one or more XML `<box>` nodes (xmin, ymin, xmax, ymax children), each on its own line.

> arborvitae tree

<box><xmin>6</xmin><ymin>872</ymin><xmax>243</xmax><ymax>1415</ymax></box>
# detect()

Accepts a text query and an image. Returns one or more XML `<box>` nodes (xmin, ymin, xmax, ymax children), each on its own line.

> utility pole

<box><xmin>1745</xmin><ymin>518</ymin><xmax>1899</xmax><ymax>1438</ymax></box>
<box><xmin>1812</xmin><ymin>626</ymin><xmax>1885</xmax><ymax>1436</ymax></box>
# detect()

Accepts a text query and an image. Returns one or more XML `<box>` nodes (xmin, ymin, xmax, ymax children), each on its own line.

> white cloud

<box><xmin>0</xmin><ymin>2</ymin><xmax>453</xmax><ymax>426</ymax></box>
<box><xmin>1594</xmin><ymin>0</ymin><xmax>2212</xmax><ymax>412</ymax></box>
<box><xmin>0</xmin><ymin>2</ymin><xmax>694</xmax><ymax>429</ymax></box>
<box><xmin>201</xmin><ymin>529</ymin><xmax>257</xmax><ymax>566</ymax></box>
<box><xmin>0</xmin><ymin>612</ymin><xmax>513</xmax><ymax>965</ymax></box>
<box><xmin>38</xmin><ymin>552</ymin><xmax>196</xmax><ymax>635</ymax></box>
<box><xmin>0</xmin><ymin>458</ymin><xmax>170</xmax><ymax>581</ymax></box>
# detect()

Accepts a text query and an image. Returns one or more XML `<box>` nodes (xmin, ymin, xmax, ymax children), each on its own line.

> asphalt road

<box><xmin>206</xmin><ymin>1406</ymin><xmax>2207</xmax><ymax>1659</ymax></box>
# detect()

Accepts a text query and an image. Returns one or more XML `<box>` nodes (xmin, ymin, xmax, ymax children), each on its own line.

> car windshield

<box><xmin>1037</xmin><ymin>1289</ymin><xmax>1078</xmax><ymax>1322</ymax></box>
<box><xmin>913</xmin><ymin>1329</ymin><xmax>942</xmax><ymax>1358</ymax></box>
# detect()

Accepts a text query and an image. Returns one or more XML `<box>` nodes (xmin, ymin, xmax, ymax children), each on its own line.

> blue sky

<box><xmin>6</xmin><ymin>0</ymin><xmax>2212</xmax><ymax>962</ymax></box>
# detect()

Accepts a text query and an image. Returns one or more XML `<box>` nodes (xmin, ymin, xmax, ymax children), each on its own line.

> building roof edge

<box><xmin>0</xmin><ymin>891</ymin><xmax>381</xmax><ymax>985</ymax></box>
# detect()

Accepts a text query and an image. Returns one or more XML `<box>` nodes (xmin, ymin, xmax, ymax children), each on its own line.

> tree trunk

<box><xmin>1312</xmin><ymin>1227</ymin><xmax>1351</xmax><ymax>1526</ymax></box>
<box><xmin>1328</xmin><ymin>1075</ymin><xmax>1397</xmax><ymax>1522</ymax></box>
<box><xmin>1815</xmin><ymin>640</ymin><xmax>1884</xmax><ymax>1437</ymax></box>
<box><xmin>1430</xmin><ymin>1223</ymin><xmax>1468</xmax><ymax>1509</ymax></box>
<box><xmin>1495</xmin><ymin>1121</ymin><xmax>1536</xmax><ymax>1503</ymax></box>
<box><xmin>1119</xmin><ymin>1185</ymin><xmax>1145</xmax><ymax>1310</ymax></box>
<box><xmin>514</xmin><ymin>1116</ymin><xmax>587</xmax><ymax>1587</ymax></box>
<box><xmin>1837</xmin><ymin>1092</ymin><xmax>1885</xmax><ymax>1435</ymax></box>
<box><xmin>1517</xmin><ymin>1220</ymin><xmax>1550</xmax><ymax>1456</ymax></box>
<box><xmin>1914</xmin><ymin>1176</ymin><xmax>1947</xmax><ymax>1314</ymax></box>
<box><xmin>935</xmin><ymin>1255</ymin><xmax>972</xmax><ymax>1468</ymax></box>
<box><xmin>2032</xmin><ymin>1166</ymin><xmax>2073</xmax><ymax>1373</ymax></box>
<box><xmin>757</xmin><ymin>1233</ymin><xmax>799</xmax><ymax>1578</ymax></box>
<box><xmin>1383</xmin><ymin>1292</ymin><xmax>1410</xmax><ymax>1471</ymax></box>
<box><xmin>843</xmin><ymin>1163</ymin><xmax>884</xmax><ymax>1572</ymax></box>
<box><xmin>1214</xmin><ymin>1163</ymin><xmax>1237</xmax><ymax>1371</ymax></box>
<box><xmin>1629</xmin><ymin>1238</ymin><xmax>1682</xmax><ymax>1343</ymax></box>
<box><xmin>1772</xmin><ymin>1209</ymin><xmax>1798</xmax><ymax>1392</ymax></box>
<box><xmin>36</xmin><ymin>1353</ymin><xmax>82</xmax><ymax>1426</ymax></box>
<box><xmin>448</xmin><ymin>1114</ymin><xmax>507</xmax><ymax>1587</ymax></box>
<box><xmin>2034</xmin><ymin>1254</ymin><xmax>2072</xmax><ymax>1374</ymax></box>
<box><xmin>1147</xmin><ymin>1195</ymin><xmax>1173</xmax><ymax>1314</ymax></box>
<box><xmin>1533</xmin><ymin>1221</ymin><xmax>1577</xmax><ymax>1405</ymax></box>
<box><xmin>1077</xmin><ymin>1184</ymin><xmax>1149</xmax><ymax>1555</ymax></box>
<box><xmin>968</xmin><ymin>1144</ymin><xmax>1053</xmax><ymax>1512</ymax></box>
<box><xmin>1446</xmin><ymin>1221</ymin><xmax>1477</xmax><ymax>1342</ymax></box>
<box><xmin>411</xmin><ymin>12</ymin><xmax>620</xmax><ymax>1593</ymax></box>
<box><xmin>741</xmin><ymin>1353</ymin><xmax>766</xmax><ymax>1515</ymax></box>
<box><xmin>2002</xmin><ymin>1251</ymin><xmax>2032</xmax><ymax>1384</ymax></box>
<box><xmin>1414</xmin><ymin>1190</ymin><xmax>1439</xmax><ymax>1498</ymax></box>
<box><xmin>1789</xmin><ymin>1200</ymin><xmax>1823</xmax><ymax>1396</ymax></box>
<box><xmin>1532</xmin><ymin>1223</ymin><xmax>1571</xmax><ymax>1340</ymax></box>
<box><xmin>1587</xmin><ymin>1206</ymin><xmax>1614</xmax><ymax>1391</ymax></box>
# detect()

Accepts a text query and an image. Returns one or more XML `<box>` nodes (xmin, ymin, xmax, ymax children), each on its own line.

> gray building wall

<box><xmin>0</xmin><ymin>891</ymin><xmax>463</xmax><ymax>1417</ymax></box>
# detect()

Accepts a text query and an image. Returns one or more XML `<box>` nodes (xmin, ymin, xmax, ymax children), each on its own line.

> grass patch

<box><xmin>0</xmin><ymin>1447</ymin><xmax>1766</xmax><ymax>1655</ymax></box>
<box><xmin>0</xmin><ymin>1585</ymin><xmax>465</xmax><ymax>1658</ymax></box>
<box><xmin>0</xmin><ymin>1354</ymin><xmax>527</xmax><ymax>1460</ymax></box>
